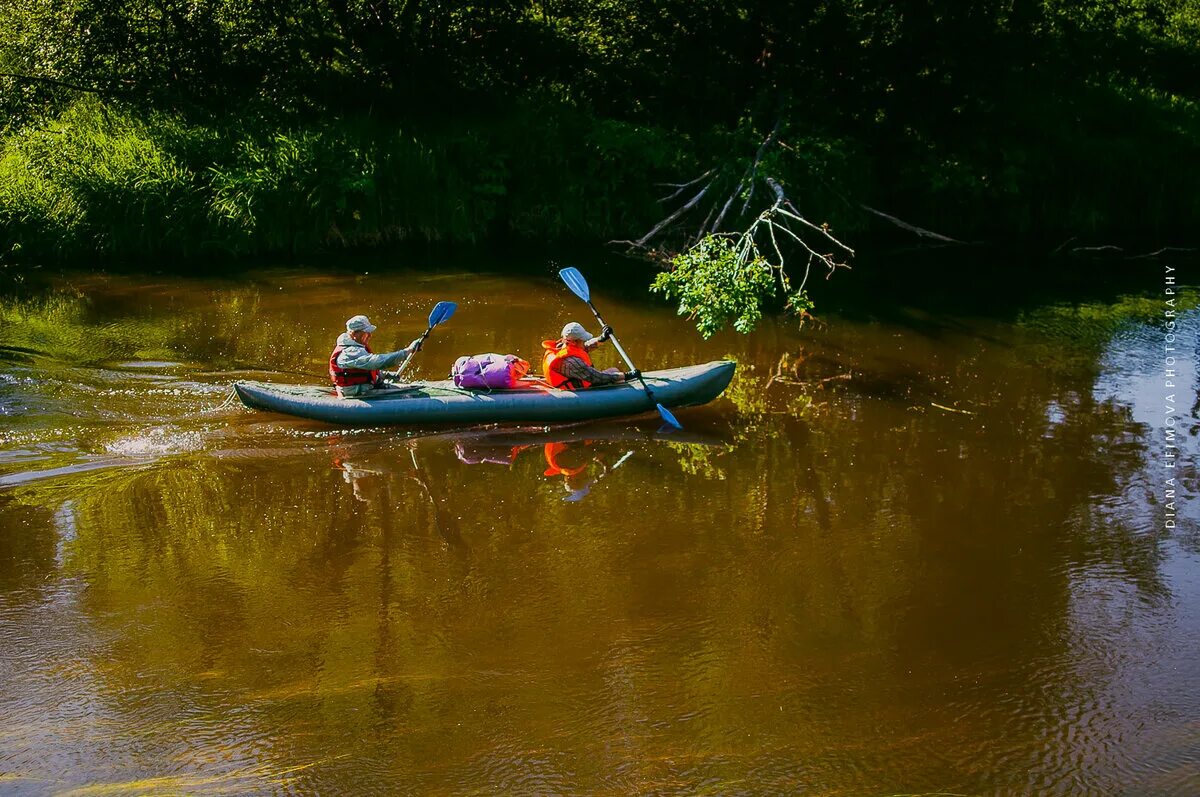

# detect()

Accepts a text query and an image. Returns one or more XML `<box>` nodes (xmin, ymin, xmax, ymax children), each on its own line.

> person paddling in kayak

<box><xmin>330</xmin><ymin>315</ymin><xmax>424</xmax><ymax>398</ymax></box>
<box><xmin>542</xmin><ymin>322</ymin><xmax>639</xmax><ymax>389</ymax></box>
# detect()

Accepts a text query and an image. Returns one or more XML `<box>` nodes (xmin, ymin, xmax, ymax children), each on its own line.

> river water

<box><xmin>0</xmin><ymin>255</ymin><xmax>1197</xmax><ymax>795</ymax></box>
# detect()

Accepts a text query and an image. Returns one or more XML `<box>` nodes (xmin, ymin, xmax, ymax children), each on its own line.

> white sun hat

<box><xmin>346</xmin><ymin>314</ymin><xmax>377</xmax><ymax>333</ymax></box>
<box><xmin>561</xmin><ymin>322</ymin><xmax>592</xmax><ymax>342</ymax></box>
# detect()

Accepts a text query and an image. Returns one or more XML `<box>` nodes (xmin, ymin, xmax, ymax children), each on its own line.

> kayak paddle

<box><xmin>393</xmin><ymin>300</ymin><xmax>457</xmax><ymax>379</ymax></box>
<box><xmin>557</xmin><ymin>267</ymin><xmax>683</xmax><ymax>430</ymax></box>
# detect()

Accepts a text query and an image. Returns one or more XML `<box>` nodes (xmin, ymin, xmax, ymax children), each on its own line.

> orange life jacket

<box><xmin>542</xmin><ymin>339</ymin><xmax>592</xmax><ymax>390</ymax></box>
<box><xmin>329</xmin><ymin>343</ymin><xmax>379</xmax><ymax>387</ymax></box>
<box><xmin>543</xmin><ymin>442</ymin><xmax>588</xmax><ymax>477</ymax></box>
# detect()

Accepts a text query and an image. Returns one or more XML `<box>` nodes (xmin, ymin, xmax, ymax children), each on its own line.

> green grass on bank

<box><xmin>0</xmin><ymin>99</ymin><xmax>691</xmax><ymax>264</ymax></box>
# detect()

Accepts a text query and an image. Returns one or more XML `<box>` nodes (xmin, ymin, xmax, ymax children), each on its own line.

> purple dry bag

<box><xmin>451</xmin><ymin>353</ymin><xmax>530</xmax><ymax>390</ymax></box>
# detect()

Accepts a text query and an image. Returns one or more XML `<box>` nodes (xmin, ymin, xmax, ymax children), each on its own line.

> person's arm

<box><xmin>337</xmin><ymin>338</ymin><xmax>423</xmax><ymax>371</ymax></box>
<box><xmin>583</xmin><ymin>325</ymin><xmax>614</xmax><ymax>352</ymax></box>
<box><xmin>560</xmin><ymin>356</ymin><xmax>624</xmax><ymax>386</ymax></box>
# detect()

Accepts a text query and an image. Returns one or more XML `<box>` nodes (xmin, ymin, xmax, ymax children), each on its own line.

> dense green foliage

<box><xmin>651</xmin><ymin>236</ymin><xmax>779</xmax><ymax>338</ymax></box>
<box><xmin>0</xmin><ymin>98</ymin><xmax>682</xmax><ymax>260</ymax></box>
<box><xmin>1</xmin><ymin>1</ymin><xmax>1198</xmax><ymax>330</ymax></box>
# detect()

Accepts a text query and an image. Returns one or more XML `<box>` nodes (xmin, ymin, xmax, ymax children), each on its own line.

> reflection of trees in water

<box><xmin>644</xmin><ymin>304</ymin><xmax>1179</xmax><ymax>790</ymax></box>
<box><xmin>1</xmin><ymin>277</ymin><xmax>349</xmax><ymax>377</ymax></box>
<box><xmin>0</xmin><ymin>493</ymin><xmax>57</xmax><ymax>591</ymax></box>
<box><xmin>2</xmin><ymin>458</ymin><xmax>487</xmax><ymax>788</ymax></box>
<box><xmin>1023</xmin><ymin>296</ymin><xmax>1200</xmax><ymax>574</ymax></box>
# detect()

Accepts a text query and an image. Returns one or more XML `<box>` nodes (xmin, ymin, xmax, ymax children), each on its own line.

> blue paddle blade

<box><xmin>656</xmin><ymin>403</ymin><xmax>683</xmax><ymax>430</ymax></box>
<box><xmin>558</xmin><ymin>267</ymin><xmax>590</xmax><ymax>303</ymax></box>
<box><xmin>428</xmin><ymin>301</ymin><xmax>457</xmax><ymax>328</ymax></box>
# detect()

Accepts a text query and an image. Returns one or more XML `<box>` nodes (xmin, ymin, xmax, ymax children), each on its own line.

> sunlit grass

<box><xmin>0</xmin><ymin>99</ymin><xmax>682</xmax><ymax>265</ymax></box>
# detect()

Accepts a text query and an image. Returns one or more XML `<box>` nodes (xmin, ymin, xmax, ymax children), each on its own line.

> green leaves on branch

<box><xmin>650</xmin><ymin>177</ymin><xmax>846</xmax><ymax>339</ymax></box>
<box><xmin>653</xmin><ymin>233</ymin><xmax>803</xmax><ymax>339</ymax></box>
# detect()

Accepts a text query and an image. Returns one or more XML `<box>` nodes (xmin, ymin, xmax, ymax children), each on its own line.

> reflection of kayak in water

<box><xmin>452</xmin><ymin>419</ymin><xmax>734</xmax><ymax>467</ymax></box>
<box><xmin>234</xmin><ymin>361</ymin><xmax>735</xmax><ymax>427</ymax></box>
<box><xmin>441</xmin><ymin>419</ymin><xmax>732</xmax><ymax>449</ymax></box>
<box><xmin>203</xmin><ymin>416</ymin><xmax>731</xmax><ymax>467</ymax></box>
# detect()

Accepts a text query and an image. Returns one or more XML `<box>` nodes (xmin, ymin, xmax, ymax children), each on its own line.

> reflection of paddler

<box><xmin>543</xmin><ymin>441</ymin><xmax>589</xmax><ymax>478</ymax></box>
<box><xmin>455</xmin><ymin>442</ymin><xmax>528</xmax><ymax>466</ymax></box>
<box><xmin>543</xmin><ymin>441</ymin><xmax>609</xmax><ymax>501</ymax></box>
<box><xmin>331</xmin><ymin>450</ymin><xmax>384</xmax><ymax>504</ymax></box>
<box><xmin>542</xmin><ymin>442</ymin><xmax>635</xmax><ymax>502</ymax></box>
<box><xmin>328</xmin><ymin>433</ymin><xmax>388</xmax><ymax>504</ymax></box>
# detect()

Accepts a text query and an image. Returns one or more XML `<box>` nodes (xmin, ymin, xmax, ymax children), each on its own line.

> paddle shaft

<box><xmin>581</xmin><ymin>301</ymin><xmax>657</xmax><ymax>401</ymax></box>
<box><xmin>392</xmin><ymin>325</ymin><xmax>433</xmax><ymax>379</ymax></box>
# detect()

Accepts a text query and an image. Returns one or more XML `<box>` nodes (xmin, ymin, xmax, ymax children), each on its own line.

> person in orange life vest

<box><xmin>329</xmin><ymin>314</ymin><xmax>424</xmax><ymax>398</ymax></box>
<box><xmin>541</xmin><ymin>322</ymin><xmax>640</xmax><ymax>390</ymax></box>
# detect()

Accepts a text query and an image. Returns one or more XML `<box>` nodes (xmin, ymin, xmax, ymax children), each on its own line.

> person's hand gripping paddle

<box><xmin>393</xmin><ymin>301</ymin><xmax>457</xmax><ymax>380</ymax></box>
<box><xmin>557</xmin><ymin>267</ymin><xmax>683</xmax><ymax>430</ymax></box>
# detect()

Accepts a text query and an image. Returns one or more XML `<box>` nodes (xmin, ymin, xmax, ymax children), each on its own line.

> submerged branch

<box><xmin>931</xmin><ymin>402</ymin><xmax>975</xmax><ymax>415</ymax></box>
<box><xmin>769</xmin><ymin>372</ymin><xmax>852</xmax><ymax>388</ymax></box>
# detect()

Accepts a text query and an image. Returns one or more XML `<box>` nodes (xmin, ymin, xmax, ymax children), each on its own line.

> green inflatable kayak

<box><xmin>234</xmin><ymin>360</ymin><xmax>736</xmax><ymax>426</ymax></box>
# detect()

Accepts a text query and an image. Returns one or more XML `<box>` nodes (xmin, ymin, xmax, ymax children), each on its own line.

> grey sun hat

<box><xmin>561</xmin><ymin>322</ymin><xmax>592</xmax><ymax>342</ymax></box>
<box><xmin>346</xmin><ymin>314</ymin><xmax>377</xmax><ymax>333</ymax></box>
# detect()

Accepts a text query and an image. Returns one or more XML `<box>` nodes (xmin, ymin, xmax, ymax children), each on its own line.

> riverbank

<box><xmin>2</xmin><ymin>85</ymin><xmax>1197</xmax><ymax>269</ymax></box>
<box><xmin>3</xmin><ymin>3</ymin><xmax>1198</xmax><ymax>270</ymax></box>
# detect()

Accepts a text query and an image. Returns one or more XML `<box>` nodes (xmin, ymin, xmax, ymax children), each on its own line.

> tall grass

<box><xmin>0</xmin><ymin>100</ymin><xmax>206</xmax><ymax>262</ymax></box>
<box><xmin>0</xmin><ymin>99</ymin><xmax>688</xmax><ymax>265</ymax></box>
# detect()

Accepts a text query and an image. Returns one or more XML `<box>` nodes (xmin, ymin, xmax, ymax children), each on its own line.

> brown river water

<box><xmin>0</xmin><ymin>255</ymin><xmax>1197</xmax><ymax>795</ymax></box>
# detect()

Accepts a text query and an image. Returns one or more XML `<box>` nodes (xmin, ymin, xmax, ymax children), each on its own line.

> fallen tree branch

<box><xmin>779</xmin><ymin>201</ymin><xmax>854</xmax><ymax>254</ymax></box>
<box><xmin>740</xmin><ymin>120</ymin><xmax>781</xmax><ymax>215</ymax></box>
<box><xmin>1061</xmin><ymin>244</ymin><xmax>1197</xmax><ymax>260</ymax></box>
<box><xmin>695</xmin><ymin>204</ymin><xmax>717</xmax><ymax>246</ymax></box>
<box><xmin>1050</xmin><ymin>236</ymin><xmax>1078</xmax><ymax>256</ymax></box>
<box><xmin>860</xmin><ymin>204</ymin><xmax>965</xmax><ymax>244</ymax></box>
<box><xmin>657</xmin><ymin>169</ymin><xmax>715</xmax><ymax>203</ymax></box>
<box><xmin>625</xmin><ymin>127</ymin><xmax>858</xmax><ymax>337</ymax></box>
<box><xmin>1128</xmin><ymin>246</ymin><xmax>1198</xmax><ymax>260</ymax></box>
<box><xmin>762</xmin><ymin>178</ymin><xmax>854</xmax><ymax>291</ymax></box>
<box><xmin>711</xmin><ymin>178</ymin><xmax>745</xmax><ymax>234</ymax></box>
<box><xmin>631</xmin><ymin>177</ymin><xmax>716</xmax><ymax>249</ymax></box>
<box><xmin>1071</xmin><ymin>244</ymin><xmax>1125</xmax><ymax>254</ymax></box>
